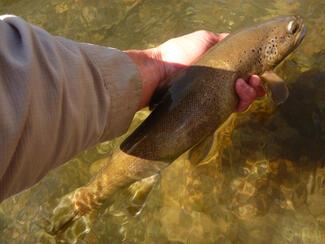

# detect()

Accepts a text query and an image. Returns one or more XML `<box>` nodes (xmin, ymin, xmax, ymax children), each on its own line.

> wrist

<box><xmin>124</xmin><ymin>48</ymin><xmax>165</xmax><ymax>109</ymax></box>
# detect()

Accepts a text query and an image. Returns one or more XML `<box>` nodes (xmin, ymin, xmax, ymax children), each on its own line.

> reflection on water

<box><xmin>0</xmin><ymin>0</ymin><xmax>324</xmax><ymax>243</ymax></box>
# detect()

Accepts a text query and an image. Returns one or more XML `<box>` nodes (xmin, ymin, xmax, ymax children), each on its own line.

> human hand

<box><xmin>125</xmin><ymin>30</ymin><xmax>265</xmax><ymax>111</ymax></box>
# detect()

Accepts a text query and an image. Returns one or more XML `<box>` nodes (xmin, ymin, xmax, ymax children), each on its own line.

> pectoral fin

<box><xmin>261</xmin><ymin>71</ymin><xmax>289</xmax><ymax>105</ymax></box>
<box><xmin>149</xmin><ymin>85</ymin><xmax>170</xmax><ymax>110</ymax></box>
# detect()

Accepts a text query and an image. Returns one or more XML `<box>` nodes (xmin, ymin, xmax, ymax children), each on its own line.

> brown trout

<box><xmin>49</xmin><ymin>16</ymin><xmax>306</xmax><ymax>233</ymax></box>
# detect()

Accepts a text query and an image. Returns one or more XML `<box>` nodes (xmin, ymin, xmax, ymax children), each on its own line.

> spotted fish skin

<box><xmin>121</xmin><ymin>16</ymin><xmax>306</xmax><ymax>161</ymax></box>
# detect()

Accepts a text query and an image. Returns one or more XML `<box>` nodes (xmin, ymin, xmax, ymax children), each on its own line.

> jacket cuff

<box><xmin>80</xmin><ymin>44</ymin><xmax>142</xmax><ymax>140</ymax></box>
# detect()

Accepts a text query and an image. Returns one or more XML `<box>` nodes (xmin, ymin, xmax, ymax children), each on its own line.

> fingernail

<box><xmin>249</xmin><ymin>75</ymin><xmax>261</xmax><ymax>87</ymax></box>
<box><xmin>219</xmin><ymin>33</ymin><xmax>229</xmax><ymax>40</ymax></box>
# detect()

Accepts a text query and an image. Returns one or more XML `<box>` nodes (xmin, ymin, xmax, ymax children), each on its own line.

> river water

<box><xmin>0</xmin><ymin>0</ymin><xmax>324</xmax><ymax>243</ymax></box>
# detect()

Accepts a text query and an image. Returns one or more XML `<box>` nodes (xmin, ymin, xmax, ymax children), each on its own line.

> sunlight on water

<box><xmin>0</xmin><ymin>0</ymin><xmax>324</xmax><ymax>243</ymax></box>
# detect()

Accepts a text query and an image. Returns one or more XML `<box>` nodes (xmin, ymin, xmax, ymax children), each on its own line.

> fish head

<box><xmin>254</xmin><ymin>15</ymin><xmax>306</xmax><ymax>71</ymax></box>
<box><xmin>200</xmin><ymin>16</ymin><xmax>306</xmax><ymax>76</ymax></box>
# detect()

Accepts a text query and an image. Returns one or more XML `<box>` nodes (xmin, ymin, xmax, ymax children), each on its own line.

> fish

<box><xmin>48</xmin><ymin>16</ymin><xmax>306</xmax><ymax>234</ymax></box>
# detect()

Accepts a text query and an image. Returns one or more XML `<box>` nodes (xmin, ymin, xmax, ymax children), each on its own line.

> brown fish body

<box><xmin>121</xmin><ymin>16</ymin><xmax>306</xmax><ymax>161</ymax></box>
<box><xmin>49</xmin><ymin>16</ymin><xmax>306</xmax><ymax>233</ymax></box>
<box><xmin>121</xmin><ymin>65</ymin><xmax>237</xmax><ymax>161</ymax></box>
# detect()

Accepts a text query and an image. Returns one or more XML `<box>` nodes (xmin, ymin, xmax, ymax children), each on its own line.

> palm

<box><xmin>158</xmin><ymin>31</ymin><xmax>228</xmax><ymax>77</ymax></box>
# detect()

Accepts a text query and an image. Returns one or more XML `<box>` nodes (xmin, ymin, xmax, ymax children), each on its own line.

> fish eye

<box><xmin>287</xmin><ymin>20</ymin><xmax>299</xmax><ymax>34</ymax></box>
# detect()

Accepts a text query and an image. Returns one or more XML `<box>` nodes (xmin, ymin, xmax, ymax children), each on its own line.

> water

<box><xmin>0</xmin><ymin>0</ymin><xmax>324</xmax><ymax>243</ymax></box>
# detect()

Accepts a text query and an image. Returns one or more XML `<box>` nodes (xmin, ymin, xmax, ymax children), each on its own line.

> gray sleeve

<box><xmin>0</xmin><ymin>15</ymin><xmax>142</xmax><ymax>200</ymax></box>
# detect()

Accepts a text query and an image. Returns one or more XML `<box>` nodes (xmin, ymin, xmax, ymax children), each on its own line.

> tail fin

<box><xmin>46</xmin><ymin>149</ymin><xmax>168</xmax><ymax>237</ymax></box>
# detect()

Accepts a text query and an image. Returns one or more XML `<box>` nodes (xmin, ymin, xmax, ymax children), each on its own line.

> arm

<box><xmin>0</xmin><ymin>17</ymin><xmax>264</xmax><ymax>201</ymax></box>
<box><xmin>0</xmin><ymin>15</ymin><xmax>142</xmax><ymax>200</ymax></box>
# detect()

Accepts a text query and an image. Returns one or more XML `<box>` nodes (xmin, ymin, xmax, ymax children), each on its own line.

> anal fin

<box><xmin>126</xmin><ymin>174</ymin><xmax>159</xmax><ymax>216</ymax></box>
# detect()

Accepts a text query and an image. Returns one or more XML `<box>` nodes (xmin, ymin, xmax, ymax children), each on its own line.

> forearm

<box><xmin>0</xmin><ymin>15</ymin><xmax>142</xmax><ymax>200</ymax></box>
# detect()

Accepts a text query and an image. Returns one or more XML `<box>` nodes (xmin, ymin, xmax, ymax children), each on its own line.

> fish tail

<box><xmin>48</xmin><ymin>148</ymin><xmax>169</xmax><ymax>234</ymax></box>
<box><xmin>73</xmin><ymin>148</ymin><xmax>168</xmax><ymax>212</ymax></box>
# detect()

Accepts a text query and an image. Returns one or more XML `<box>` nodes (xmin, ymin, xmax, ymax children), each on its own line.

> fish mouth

<box><xmin>293</xmin><ymin>16</ymin><xmax>307</xmax><ymax>46</ymax></box>
<box><xmin>295</xmin><ymin>23</ymin><xmax>307</xmax><ymax>46</ymax></box>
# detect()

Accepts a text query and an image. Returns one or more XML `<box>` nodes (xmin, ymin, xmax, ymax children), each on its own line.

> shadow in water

<box><xmin>280</xmin><ymin>69</ymin><xmax>325</xmax><ymax>162</ymax></box>
<box><xmin>178</xmin><ymin>69</ymin><xmax>325</xmax><ymax>243</ymax></box>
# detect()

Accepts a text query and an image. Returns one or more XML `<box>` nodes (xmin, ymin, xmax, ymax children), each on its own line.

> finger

<box><xmin>158</xmin><ymin>31</ymin><xmax>230</xmax><ymax>76</ymax></box>
<box><xmin>235</xmin><ymin>78</ymin><xmax>257</xmax><ymax>112</ymax></box>
<box><xmin>255</xmin><ymin>85</ymin><xmax>266</xmax><ymax>97</ymax></box>
<box><xmin>248</xmin><ymin>75</ymin><xmax>266</xmax><ymax>97</ymax></box>
<box><xmin>217</xmin><ymin>32</ymin><xmax>230</xmax><ymax>41</ymax></box>
<box><xmin>248</xmin><ymin>75</ymin><xmax>261</xmax><ymax>87</ymax></box>
<box><xmin>236</xmin><ymin>78</ymin><xmax>257</xmax><ymax>101</ymax></box>
<box><xmin>237</xmin><ymin>100</ymin><xmax>251</xmax><ymax>112</ymax></box>
<box><xmin>204</xmin><ymin>32</ymin><xmax>229</xmax><ymax>48</ymax></box>
<box><xmin>188</xmin><ymin>31</ymin><xmax>229</xmax><ymax>50</ymax></box>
